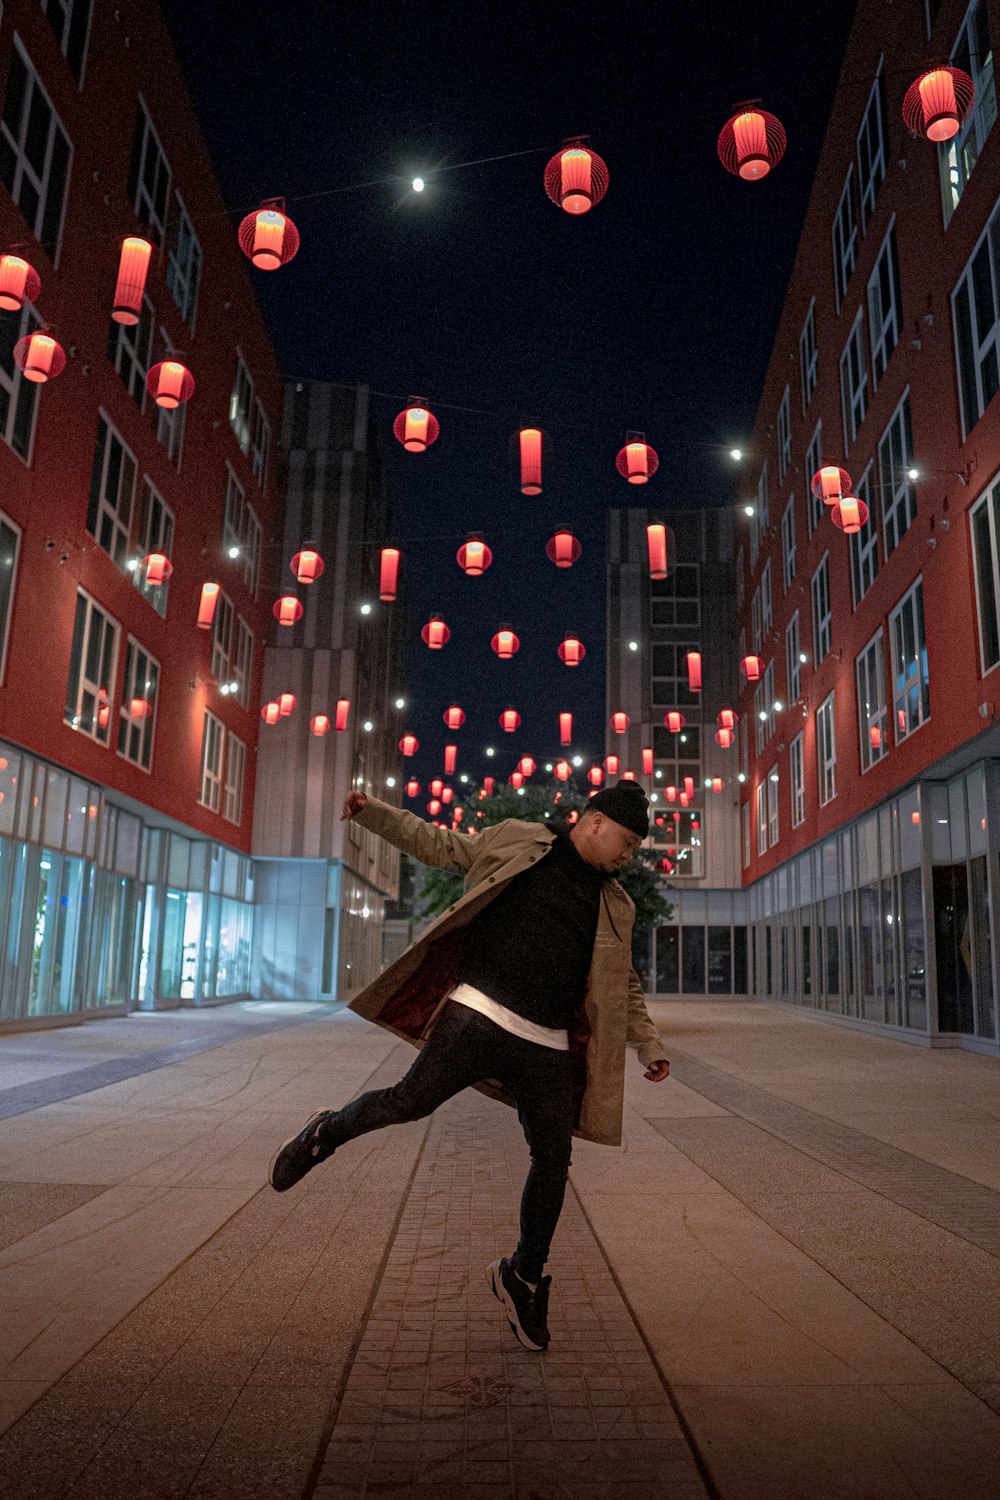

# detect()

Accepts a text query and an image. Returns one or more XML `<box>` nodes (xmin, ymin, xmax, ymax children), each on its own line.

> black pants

<box><xmin>321</xmin><ymin>998</ymin><xmax>577</xmax><ymax>1282</ymax></box>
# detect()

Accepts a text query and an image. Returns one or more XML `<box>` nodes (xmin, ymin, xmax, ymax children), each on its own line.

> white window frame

<box><xmin>108</xmin><ymin>291</ymin><xmax>153</xmax><ymax>406</ymax></box>
<box><xmin>879</xmin><ymin>391</ymin><xmax>917</xmax><ymax>558</ymax></box>
<box><xmin>806</xmin><ymin>421</ymin><xmax>823</xmax><ymax>535</ymax></box>
<box><xmin>740</xmin><ymin>715</ymin><xmax>749</xmax><ymax>779</ymax></box>
<box><xmin>952</xmin><ymin>200</ymin><xmax>1000</xmax><ymax>439</ymax></box>
<box><xmin>65</xmin><ymin>589</ymin><xmax>119</xmax><ymax>745</ymax></box>
<box><xmin>832</xmin><ymin>166</ymin><xmax>858</xmax><ymax>310</ymax></box>
<box><xmin>199</xmin><ymin>710</ymin><xmax>225</xmax><ymax>813</ymax></box>
<box><xmin>970</xmin><ymin>470</ymin><xmax>1000</xmax><ymax>675</ymax></box>
<box><xmin>850</xmin><ymin>465</ymin><xmax>879</xmax><ymax>608</ymax></box>
<box><xmin>756</xmin><ymin>780</ymin><xmax>768</xmax><ymax>857</ymax></box>
<box><xmin>757</xmin><ymin>462</ymin><xmax>770</xmax><ymax>533</ymax></box>
<box><xmin>752</xmin><ymin>588</ymin><xmax>762</xmax><ymax>654</ymax></box>
<box><xmin>790</xmin><ymin>732</ymin><xmax>805</xmax><ymax>828</ymax></box>
<box><xmin>41</xmin><ymin>0</ymin><xmax>94</xmax><ymax>87</ymax></box>
<box><xmin>742</xmin><ymin>800</ymin><xmax>751</xmax><ymax>869</ymax></box>
<box><xmin>130</xmin><ymin>97</ymin><xmax>170</xmax><ymax>245</ymax></box>
<box><xmin>211</xmin><ymin>591</ymin><xmax>234</xmax><ymax>683</ymax></box>
<box><xmin>0</xmin><ymin>302</ymin><xmax>41</xmax><ymax>463</ymax></box>
<box><xmin>781</xmin><ymin>497</ymin><xmax>796</xmax><ymax>591</ymax></box>
<box><xmin>890</xmin><ymin>578</ymin><xmax>930</xmax><ymax>741</ymax></box>
<box><xmin>761</xmin><ymin>559</ymin><xmax>773</xmax><ymax>638</ymax></box>
<box><xmin>856</xmin><ymin>627</ymin><xmax>888</xmax><ymax>774</ymax></box>
<box><xmin>939</xmin><ymin>0</ymin><xmax>997</xmax><ymax>225</ymax></box>
<box><xmin>840</xmin><ymin>308</ymin><xmax>868</xmax><ymax>450</ymax></box>
<box><xmin>867</xmin><ymin>220</ymin><xmax>901</xmax><ymax>387</ymax></box>
<box><xmin>252</xmin><ymin>398</ymin><xmax>270</xmax><ymax>488</ymax></box>
<box><xmin>777</xmin><ymin>386</ymin><xmax>791</xmax><ymax>481</ymax></box>
<box><xmin>754</xmin><ymin>682</ymin><xmax>765</xmax><ymax>756</ymax></box>
<box><xmin>763</xmin><ymin>659</ymin><xmax>776</xmax><ymax>740</ymax></box>
<box><xmin>811</xmin><ymin>554</ymin><xmax>832</xmax><ymax>665</ymax></box>
<box><xmin>166</xmin><ymin>190</ymin><xmax>202</xmax><ymax>331</ymax></box>
<box><xmin>230</xmin><ymin>353</ymin><xmax>254</xmax><ymax>455</ymax></box>
<box><xmin>234</xmin><ymin>616</ymin><xmax>253</xmax><ymax>708</ymax></box>
<box><xmin>799</xmin><ymin>299</ymin><xmax>818</xmax><ymax>414</ymax></box>
<box><xmin>785</xmin><ymin>611</ymin><xmax>801</xmax><ymax>702</ymax></box>
<box><xmin>223</xmin><ymin>732</ymin><xmax>246</xmax><ymax>824</ymax></box>
<box><xmin>134</xmin><ymin>479</ymin><xmax>174</xmax><ymax>618</ymax></box>
<box><xmin>856</xmin><ymin>64</ymin><xmax>887</xmax><ymax>230</ymax></box>
<box><xmin>86</xmin><ymin>413</ymin><xmax>137</xmax><ymax>570</ymax></box>
<box><xmin>117</xmin><ymin>635</ymin><xmax>159</xmax><ymax>772</ymax></box>
<box><xmin>767</xmin><ymin>765</ymin><xmax>780</xmax><ymax>847</ymax></box>
<box><xmin>817</xmin><ymin>693</ymin><xmax>837</xmax><ymax>807</ymax></box>
<box><xmin>0</xmin><ymin>508</ymin><xmax>22</xmax><ymax>686</ymax></box>
<box><xmin>0</xmin><ymin>36</ymin><xmax>72</xmax><ymax>264</ymax></box>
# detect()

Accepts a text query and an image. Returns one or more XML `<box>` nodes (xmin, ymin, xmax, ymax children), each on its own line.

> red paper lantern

<box><xmin>129</xmin><ymin>696</ymin><xmax>152</xmax><ymax>720</ymax></box>
<box><xmin>97</xmin><ymin>692</ymin><xmax>111</xmax><ymax>730</ymax></box>
<box><xmin>197</xmin><ymin>582</ymin><xmax>220</xmax><ymax>629</ymax></box>
<box><xmin>421</xmin><ymin>615</ymin><xmax>451</xmax><ymax>649</ymax></box>
<box><xmin>500</xmin><ymin>708</ymin><xmax>521</xmax><ymax>733</ymax></box>
<box><xmin>261</xmin><ymin>701</ymin><xmax>281</xmax><ymax>725</ymax></box>
<box><xmin>558</xmin><ymin>635</ymin><xmax>586</xmax><ymax>666</ymax></box>
<box><xmin>273</xmin><ymin>595</ymin><xmax>303</xmax><ymax>626</ymax></box>
<box><xmin>453</xmin><ymin>806</ymin><xmax>463</xmax><ymax>823</ymax></box>
<box><xmin>588</xmin><ymin>765</ymin><xmax>604</xmax><ymax>787</ymax></box>
<box><xmin>457</xmin><ymin>533</ymin><xmax>493</xmax><ymax>575</ymax></box>
<box><xmin>0</xmin><ymin>254</ymin><xmax>41</xmax><ymax>312</ymax></box>
<box><xmin>687</xmin><ymin>652</ymin><xmax>702</xmax><ymax>692</ymax></box>
<box><xmin>483</xmin><ymin>776</ymin><xmax>495</xmax><ymax>795</ymax></box>
<box><xmin>870</xmin><ymin>725</ymin><xmax>882</xmax><ymax>750</ymax></box>
<box><xmin>379</xmin><ymin>548</ymin><xmax>400</xmax><ymax>601</ymax></box>
<box><xmin>399</xmin><ymin>733</ymin><xmax>419</xmax><ymax>756</ymax></box>
<box><xmin>554</xmin><ymin>759</ymin><xmax>571</xmax><ymax>781</ymax></box>
<box><xmin>311</xmin><ymin>714</ymin><xmax>331</xmax><ymax>736</ymax></box>
<box><xmin>519</xmin><ymin>755</ymin><xmax>536</xmax><ymax>776</ymax></box>
<box><xmin>444</xmin><ymin>745</ymin><xmax>457</xmax><ymax>775</ymax></box>
<box><xmin>831</xmin><ymin>497</ymin><xmax>870</xmax><ymax>534</ymax></box>
<box><xmin>642</xmin><ymin>747</ymin><xmax>654</xmax><ymax>775</ymax></box>
<box><xmin>491</xmin><ymin>627</ymin><xmax>520</xmax><ymax>659</ymax></box>
<box><xmin>237</xmin><ymin>200</ymin><xmax>301</xmax><ymax>269</ymax></box>
<box><xmin>393</xmin><ymin>400</ymin><xmax>440</xmax><ymax>452</ymax></box>
<box><xmin>717</xmin><ymin>104</ymin><xmax>787</xmax><ymax>180</ymax></box>
<box><xmin>545</xmin><ymin>527</ymin><xmax>582</xmax><ymax>569</ymax></box>
<box><xmin>443</xmin><ymin>705</ymin><xmax>466</xmax><ymax>730</ymax></box>
<box><xmin>680</xmin><ymin>791</ymin><xmax>690</xmax><ymax>807</ymax></box>
<box><xmin>278</xmin><ymin>692</ymin><xmax>296</xmax><ymax>717</ymax></box>
<box><xmin>612</xmin><ymin>711</ymin><xmax>630</xmax><ymax>734</ymax></box>
<box><xmin>623</xmin><ymin>770</ymin><xmax>636</xmax><ymax>781</ymax></box>
<box><xmin>684</xmin><ymin>776</ymin><xmax>695</xmax><ymax>798</ymax></box>
<box><xmin>666</xmin><ymin>785</ymin><xmax>678</xmax><ymax>803</ymax></box>
<box><xmin>518</xmin><ymin>426</ymin><xmax>544</xmax><ymax>493</ymax></box>
<box><xmin>647</xmin><ymin>522</ymin><xmax>668</xmax><ymax>579</ymax></box>
<box><xmin>604</xmin><ymin>754</ymin><xmax>620</xmax><ymax>774</ymax></box>
<box><xmin>146</xmin><ymin>359</ymin><xmax>194</xmax><ymax>409</ymax></box>
<box><xmin>406</xmin><ymin>779</ymin><xmax>419</xmax><ymax>798</ymax></box>
<box><xmin>111</xmin><ymin>237</ymin><xmax>152</xmax><ymax>324</ymax></box>
<box><xmin>336</xmin><ymin>699</ymin><xmax>351</xmax><ymax>731</ymax></box>
<box><xmin>902</xmin><ymin>66</ymin><xmax>975</xmax><ymax>143</ymax></box>
<box><xmin>715</xmin><ymin>727</ymin><xmax>735</xmax><ymax>749</ymax></box>
<box><xmin>741</xmin><ymin>654</ymin><xmax>762</xmax><ymax>682</ymax></box>
<box><xmin>559</xmin><ymin>711</ymin><xmax>573</xmax><ymax>746</ymax></box>
<box><xmin>441</xmin><ymin>785</ymin><xmax>454</xmax><ymax>804</ymax></box>
<box><xmin>13</xmin><ymin>332</ymin><xmax>65</xmax><ymax>383</ymax></box>
<box><xmin>143</xmin><ymin>552</ymin><xmax>172</xmax><ymax>586</ymax></box>
<box><xmin>430</xmin><ymin>779</ymin><xmax>443</xmax><ymax>798</ymax></box>
<box><xmin>428</xmin><ymin>798</ymin><xmax>442</xmax><ymax>816</ymax></box>
<box><xmin>811</xmin><ymin>465</ymin><xmax>853</xmax><ymax>506</ymax></box>
<box><xmin>506</xmin><ymin>771</ymin><xmax>523</xmax><ymax>789</ymax></box>
<box><xmin>543</xmin><ymin>138</ymin><xmax>609</xmax><ymax>214</ymax></box>
<box><xmin>665</xmin><ymin>711</ymin><xmax>686</xmax><ymax>733</ymax></box>
<box><xmin>712</xmin><ymin>777</ymin><xmax>723</xmax><ymax>793</ymax></box>
<box><xmin>291</xmin><ymin>546</ymin><xmax>324</xmax><ymax>584</ymax></box>
<box><xmin>615</xmin><ymin>432</ymin><xmax>658</xmax><ymax>484</ymax></box>
<box><xmin>718</xmin><ymin>708</ymin><xmax>736</xmax><ymax>730</ymax></box>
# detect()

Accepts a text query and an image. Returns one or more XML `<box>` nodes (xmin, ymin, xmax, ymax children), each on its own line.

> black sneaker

<box><xmin>486</xmin><ymin>1256</ymin><xmax>551</xmax><ymax>1351</ymax></box>
<box><xmin>268</xmin><ymin>1109</ymin><xmax>337</xmax><ymax>1192</ymax></box>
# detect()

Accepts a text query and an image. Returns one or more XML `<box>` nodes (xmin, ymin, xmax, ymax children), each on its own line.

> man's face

<box><xmin>587</xmin><ymin>814</ymin><xmax>644</xmax><ymax>874</ymax></box>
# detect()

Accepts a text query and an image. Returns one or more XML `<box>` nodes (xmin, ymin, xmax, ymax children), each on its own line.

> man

<box><xmin>269</xmin><ymin>779</ymin><xmax>669</xmax><ymax>1352</ymax></box>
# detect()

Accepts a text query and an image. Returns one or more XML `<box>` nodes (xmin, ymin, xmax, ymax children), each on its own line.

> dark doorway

<box><xmin>933</xmin><ymin>864</ymin><xmax>974</xmax><ymax>1034</ymax></box>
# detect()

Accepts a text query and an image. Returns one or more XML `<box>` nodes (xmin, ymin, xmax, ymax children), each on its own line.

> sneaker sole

<box><xmin>268</xmin><ymin>1108</ymin><xmax>330</xmax><ymax>1191</ymax></box>
<box><xmin>486</xmin><ymin>1259</ymin><xmax>547</xmax><ymax>1352</ymax></box>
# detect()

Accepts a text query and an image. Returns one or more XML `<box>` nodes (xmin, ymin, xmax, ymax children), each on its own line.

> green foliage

<box><xmin>412</xmin><ymin>778</ymin><xmax>674</xmax><ymax>933</ymax></box>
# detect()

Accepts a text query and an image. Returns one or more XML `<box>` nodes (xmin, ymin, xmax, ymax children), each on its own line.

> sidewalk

<box><xmin>0</xmin><ymin>997</ymin><xmax>998</xmax><ymax>1498</ymax></box>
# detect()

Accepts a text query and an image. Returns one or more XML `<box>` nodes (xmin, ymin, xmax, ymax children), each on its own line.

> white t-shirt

<box><xmin>447</xmin><ymin>981</ymin><xmax>570</xmax><ymax>1051</ymax></box>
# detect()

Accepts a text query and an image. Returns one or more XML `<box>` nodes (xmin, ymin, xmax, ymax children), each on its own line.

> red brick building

<box><xmin>736</xmin><ymin>0</ymin><xmax>1000</xmax><ymax>1046</ymax></box>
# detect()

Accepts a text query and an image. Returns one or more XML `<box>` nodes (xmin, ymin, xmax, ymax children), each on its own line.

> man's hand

<box><xmin>341</xmin><ymin>791</ymin><xmax>368</xmax><ymax>821</ymax></box>
<box><xmin>643</xmin><ymin>1059</ymin><xmax>670</xmax><ymax>1082</ymax></box>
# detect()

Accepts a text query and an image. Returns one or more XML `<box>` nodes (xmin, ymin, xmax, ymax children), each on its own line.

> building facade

<box><xmin>736</xmin><ymin>0</ymin><xmax>1000</xmax><ymax>1049</ymax></box>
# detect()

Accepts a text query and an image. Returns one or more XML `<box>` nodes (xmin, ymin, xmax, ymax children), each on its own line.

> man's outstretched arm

<box><xmin>342</xmin><ymin>792</ymin><xmax>479</xmax><ymax>874</ymax></box>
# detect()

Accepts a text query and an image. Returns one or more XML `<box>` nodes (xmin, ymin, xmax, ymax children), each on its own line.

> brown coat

<box><xmin>346</xmin><ymin>798</ymin><xmax>668</xmax><ymax>1147</ymax></box>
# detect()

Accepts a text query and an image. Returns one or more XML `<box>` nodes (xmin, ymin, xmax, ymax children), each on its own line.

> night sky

<box><xmin>162</xmin><ymin>0</ymin><xmax>859</xmax><ymax>799</ymax></box>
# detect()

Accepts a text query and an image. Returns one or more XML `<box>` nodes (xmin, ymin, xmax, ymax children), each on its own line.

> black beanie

<box><xmin>586</xmin><ymin>780</ymin><xmax>650</xmax><ymax>838</ymax></box>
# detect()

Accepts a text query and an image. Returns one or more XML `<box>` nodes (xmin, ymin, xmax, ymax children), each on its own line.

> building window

<box><xmin>777</xmin><ymin>387</ymin><xmax>791</xmax><ymax>481</ymax></box>
<box><xmin>817</xmin><ymin>693</ymin><xmax>837</xmax><ymax>806</ymax></box>
<box><xmin>790</xmin><ymin>732</ymin><xmax>805</xmax><ymax>827</ymax></box>
<box><xmin>651</xmin><ymin>642</ymin><xmax>701</xmax><ymax>710</ymax></box>
<box><xmin>251</xmin><ymin>399</ymin><xmax>270</xmax><ymax>488</ymax></box>
<box><xmin>223</xmin><ymin>733</ymin><xmax>246</xmax><ymax>824</ymax></box>
<box><xmin>147</xmin><ymin>326</ymin><xmax>186</xmax><ymax>467</ymax></box>
<box><xmin>767</xmin><ymin>765</ymin><xmax>780</xmax><ymax>847</ymax></box>
<box><xmin>234</xmin><ymin>617</ymin><xmax>253</xmax><ymax>708</ymax></box>
<box><xmin>166</xmin><ymin>193</ymin><xmax>202</xmax><ymax>330</ymax></box>
<box><xmin>806</xmin><ymin>421</ymin><xmax>823</xmax><ymax>535</ymax></box>
<box><xmin>127</xmin><ymin>100</ymin><xmax>170</xmax><ymax>245</ymax></box>
<box><xmin>739</xmin><ymin>715</ymin><xmax>749</xmax><ymax>779</ymax></box>
<box><xmin>749</xmin><ymin>508</ymin><xmax>760</xmax><ymax>569</ymax></box>
<box><xmin>799</xmin><ymin>299</ymin><xmax>818</xmax><ymax>414</ymax></box>
<box><xmin>811</xmin><ymin>554</ymin><xmax>831</xmax><ymax>664</ymax></box>
<box><xmin>754</xmin><ymin>682</ymin><xmax>765</xmax><ymax>756</ymax></box>
<box><xmin>650</xmin><ymin>564</ymin><xmax>699</xmax><ymax>628</ymax></box>
<box><xmin>199</xmin><ymin>710</ymin><xmax>225</xmax><ymax>812</ymax></box>
<box><xmin>211</xmin><ymin>592</ymin><xmax>234</xmax><ymax>683</ymax></box>
<box><xmin>751</xmin><ymin>588</ymin><xmax>762</xmax><ymax>654</ymax></box>
<box><xmin>763</xmin><ymin>659</ymin><xmax>776</xmax><ymax>740</ymax></box>
<box><xmin>953</xmin><ymin>200</ymin><xmax>1000</xmax><ymax>438</ymax></box>
<box><xmin>742</xmin><ymin>800</ymin><xmax>751</xmax><ymax>869</ymax></box>
<box><xmin>971</xmin><ymin>471</ymin><xmax>1000</xmax><ymax>673</ymax></box>
<box><xmin>118</xmin><ymin>636</ymin><xmax>158</xmax><ymax>771</ymax></box>
<box><xmin>856</xmin><ymin>67</ymin><xmax>887</xmax><ymax>229</ymax></box>
<box><xmin>134</xmin><ymin>480</ymin><xmax>174</xmax><ymax>618</ymax></box>
<box><xmin>0</xmin><ymin>511</ymin><xmax>22</xmax><ymax>685</ymax></box>
<box><xmin>856</xmin><ymin>629</ymin><xmax>888</xmax><ymax>772</ymax></box>
<box><xmin>86</xmin><ymin>415</ymin><xmax>137</xmax><ymax>570</ymax></box>
<box><xmin>107</xmin><ymin>293</ymin><xmax>153</xmax><ymax>405</ymax></box>
<box><xmin>781</xmin><ymin>497</ymin><xmax>796</xmax><ymax>590</ymax></box>
<box><xmin>840</xmin><ymin>308</ymin><xmax>868</xmax><ymax>450</ymax></box>
<box><xmin>832</xmin><ymin>166</ymin><xmax>858</xmax><ymax>309</ymax></box>
<box><xmin>786</xmin><ymin>611</ymin><xmax>801</xmax><ymax>702</ymax></box>
<box><xmin>757</xmin><ymin>462</ymin><xmax>770</xmax><ymax>533</ymax></box>
<box><xmin>230</xmin><ymin>354</ymin><xmax>253</xmax><ymax>454</ymax></box>
<box><xmin>867</xmin><ymin>222</ymin><xmax>901</xmax><ymax>386</ymax></box>
<box><xmin>879</xmin><ymin>393</ymin><xmax>917</xmax><ymax>558</ymax></box>
<box><xmin>850</xmin><ymin>465</ymin><xmax>879</xmax><ymax>607</ymax></box>
<box><xmin>0</xmin><ymin>303</ymin><xmax>40</xmax><ymax>461</ymax></box>
<box><xmin>939</xmin><ymin>0</ymin><xmax>997</xmax><ymax>224</ymax></box>
<box><xmin>756</xmin><ymin>780</ymin><xmax>767</xmax><ymax>856</ymax></box>
<box><xmin>65</xmin><ymin>590</ymin><xmax>118</xmax><ymax>744</ymax></box>
<box><xmin>761</xmin><ymin>560</ymin><xmax>773</xmax><ymax>638</ymax></box>
<box><xmin>890</xmin><ymin>578</ymin><xmax>930</xmax><ymax>740</ymax></box>
<box><xmin>41</xmin><ymin>0</ymin><xmax>93</xmax><ymax>86</ymax></box>
<box><xmin>0</xmin><ymin>39</ymin><xmax>71</xmax><ymax>259</ymax></box>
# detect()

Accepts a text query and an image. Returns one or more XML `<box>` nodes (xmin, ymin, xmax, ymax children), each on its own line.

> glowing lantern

<box><xmin>680</xmin><ymin>791</ymin><xmax>690</xmax><ymax>807</ymax></box>
<box><xmin>604</xmin><ymin>754</ymin><xmax>620</xmax><ymax>774</ymax></box>
<box><xmin>870</xmin><ymin>725</ymin><xmax>882</xmax><ymax>750</ymax></box>
<box><xmin>543</xmin><ymin>138</ymin><xmax>609</xmax><ymax>214</ymax></box>
<box><xmin>500</xmin><ymin>708</ymin><xmax>521</xmax><ymax>733</ymax></box>
<box><xmin>13</xmin><ymin>332</ymin><xmax>66</xmax><ymax>383</ymax></box>
<box><xmin>261</xmin><ymin>702</ymin><xmax>281</xmax><ymax>725</ymax></box>
<box><xmin>911</xmin><ymin>810</ymin><xmax>921</xmax><ymax>825</ymax></box>
<box><xmin>715</xmin><ymin>727</ymin><xmax>735</xmax><ymax>749</ymax></box>
<box><xmin>902</xmin><ymin>66</ymin><xmax>975</xmax><ymax>143</ymax></box>
<box><xmin>545</xmin><ymin>527</ymin><xmax>582</xmax><ymax>569</ymax></box>
<box><xmin>380</xmin><ymin>548</ymin><xmax>400</xmax><ymax>601</ymax></box>
<box><xmin>717</xmin><ymin>104</ymin><xmax>787</xmax><ymax>180</ymax></box>
<box><xmin>615</xmin><ymin>432</ymin><xmax>658</xmax><ymax>484</ymax></box>
<box><xmin>143</xmin><ymin>552</ymin><xmax>172</xmax><ymax>586</ymax></box>
<box><xmin>642</xmin><ymin>747</ymin><xmax>654</xmax><ymax>775</ymax></box>
<box><xmin>718</xmin><ymin>708</ymin><xmax>736</xmax><ymax>730</ymax></box>
<box><xmin>811</xmin><ymin>465</ymin><xmax>852</xmax><ymax>507</ymax></box>
<box><xmin>444</xmin><ymin>745</ymin><xmax>457</xmax><ymax>775</ymax></box>
<box><xmin>97</xmin><ymin>695</ymin><xmax>111</xmax><ymax>730</ymax></box>
<box><xmin>741</xmin><ymin>654</ymin><xmax>762</xmax><ymax>682</ymax></box>
<box><xmin>897</xmin><ymin>708</ymin><xmax>907</xmax><ymax>734</ymax></box>
<box><xmin>237</xmin><ymin>199</ymin><xmax>301</xmax><ymax>269</ymax></box>
<box><xmin>428</xmin><ymin>799</ymin><xmax>442</xmax><ymax>816</ymax></box>
<box><xmin>666</xmin><ymin>785</ymin><xmax>678</xmax><ymax>803</ymax></box>
<box><xmin>712</xmin><ymin>777</ymin><xmax>723</xmax><ymax>793</ymax></box>
<box><xmin>393</xmin><ymin>400</ymin><xmax>440</xmax><ymax>452</ymax></box>
<box><xmin>647</xmin><ymin>522</ymin><xmax>668</xmax><ymax>579</ymax></box>
<box><xmin>491</xmin><ymin>627</ymin><xmax>520</xmax><ymax>659</ymax></box>
<box><xmin>406</xmin><ymin>779</ymin><xmax>419</xmax><ymax>798</ymax></box>
<box><xmin>623</xmin><ymin>770</ymin><xmax>636</xmax><ymax>781</ymax></box>
<box><xmin>429</xmin><ymin>779</ymin><xmax>443</xmax><ymax>800</ymax></box>
<box><xmin>421</xmin><ymin>615</ymin><xmax>451</xmax><ymax>649</ymax></box>
<box><xmin>443</xmin><ymin>705</ymin><xmax>466</xmax><ymax>730</ymax></box>
<box><xmin>519</xmin><ymin>756</ymin><xmax>536</xmax><ymax>776</ymax></box>
<box><xmin>555</xmin><ymin>759</ymin><xmax>571</xmax><ymax>781</ymax></box>
<box><xmin>399</xmin><ymin>733</ymin><xmax>419</xmax><ymax>756</ymax></box>
<box><xmin>278</xmin><ymin>692</ymin><xmax>296</xmax><ymax>717</ymax></box>
<box><xmin>291</xmin><ymin>546</ymin><xmax>324</xmax><ymax>584</ymax></box>
<box><xmin>665</xmin><ymin>711</ymin><xmax>686</xmax><ymax>733</ymax></box>
<box><xmin>146</xmin><ymin>359</ymin><xmax>194</xmax><ymax>409</ymax></box>
<box><xmin>457</xmin><ymin>533</ymin><xmax>493</xmax><ymax>575</ymax></box>
<box><xmin>588</xmin><ymin>765</ymin><xmax>604</xmax><ymax>787</ymax></box>
<box><xmin>130</xmin><ymin>696</ymin><xmax>152</xmax><ymax>720</ymax></box>
<box><xmin>311</xmin><ymin>715</ymin><xmax>331</xmax><ymax>736</ymax></box>
<box><xmin>0</xmin><ymin>254</ymin><xmax>41</xmax><ymax>312</ymax></box>
<box><xmin>441</xmin><ymin>786</ymin><xmax>455</xmax><ymax>804</ymax></box>
<box><xmin>197</xmin><ymin>582</ymin><xmax>220</xmax><ymax>629</ymax></box>
<box><xmin>273</xmin><ymin>594</ymin><xmax>304</xmax><ymax>626</ymax></box>
<box><xmin>518</xmin><ymin>427</ymin><xmax>544</xmax><ymax>493</ymax></box>
<box><xmin>612</xmin><ymin>711</ymin><xmax>630</xmax><ymax>734</ymax></box>
<box><xmin>483</xmin><ymin>776</ymin><xmax>495</xmax><ymax>795</ymax></box>
<box><xmin>111</xmin><ymin>237</ymin><xmax>152</xmax><ymax>324</ymax></box>
<box><xmin>831</xmin><ymin>497</ymin><xmax>869</xmax><ymax>534</ymax></box>
<box><xmin>687</xmin><ymin>652</ymin><xmax>702</xmax><ymax>692</ymax></box>
<box><xmin>505</xmin><ymin>772</ymin><xmax>522</xmax><ymax>791</ymax></box>
<box><xmin>558</xmin><ymin>635</ymin><xmax>586</xmax><ymax>666</ymax></box>
<box><xmin>559</xmin><ymin>711</ymin><xmax>573</xmax><ymax>746</ymax></box>
<box><xmin>335</xmin><ymin>699</ymin><xmax>350</xmax><ymax>731</ymax></box>
<box><xmin>453</xmin><ymin>807</ymin><xmax>464</xmax><ymax>823</ymax></box>
<box><xmin>684</xmin><ymin>776</ymin><xmax>695</xmax><ymax>798</ymax></box>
